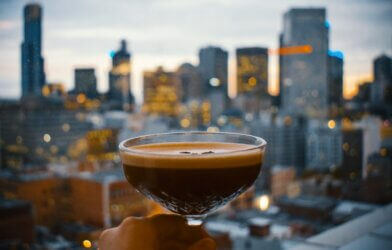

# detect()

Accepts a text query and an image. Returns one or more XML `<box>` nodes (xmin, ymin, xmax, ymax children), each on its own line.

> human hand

<box><xmin>98</xmin><ymin>214</ymin><xmax>216</xmax><ymax>250</ymax></box>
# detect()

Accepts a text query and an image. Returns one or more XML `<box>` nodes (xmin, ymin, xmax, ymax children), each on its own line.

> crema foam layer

<box><xmin>121</xmin><ymin>142</ymin><xmax>263</xmax><ymax>168</ymax></box>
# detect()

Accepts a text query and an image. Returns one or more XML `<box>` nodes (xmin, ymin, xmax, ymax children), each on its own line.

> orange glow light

<box><xmin>269</xmin><ymin>45</ymin><xmax>313</xmax><ymax>56</ymax></box>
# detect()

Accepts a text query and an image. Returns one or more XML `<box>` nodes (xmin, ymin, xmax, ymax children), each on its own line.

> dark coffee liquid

<box><xmin>123</xmin><ymin>163</ymin><xmax>261</xmax><ymax>215</ymax></box>
<box><xmin>121</xmin><ymin>142</ymin><xmax>263</xmax><ymax>215</ymax></box>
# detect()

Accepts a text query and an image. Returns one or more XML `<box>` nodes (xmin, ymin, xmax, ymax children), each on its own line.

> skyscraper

<box><xmin>198</xmin><ymin>46</ymin><xmax>228</xmax><ymax>122</ymax></box>
<box><xmin>236</xmin><ymin>47</ymin><xmax>269</xmax><ymax>111</ymax></box>
<box><xmin>198</xmin><ymin>46</ymin><xmax>228</xmax><ymax>95</ymax></box>
<box><xmin>108</xmin><ymin>40</ymin><xmax>134</xmax><ymax>111</ymax></box>
<box><xmin>74</xmin><ymin>68</ymin><xmax>97</xmax><ymax>99</ymax></box>
<box><xmin>21</xmin><ymin>3</ymin><xmax>46</xmax><ymax>97</ymax></box>
<box><xmin>371</xmin><ymin>54</ymin><xmax>392</xmax><ymax>106</ymax></box>
<box><xmin>328</xmin><ymin>51</ymin><xmax>344</xmax><ymax>113</ymax></box>
<box><xmin>280</xmin><ymin>8</ymin><xmax>329</xmax><ymax>117</ymax></box>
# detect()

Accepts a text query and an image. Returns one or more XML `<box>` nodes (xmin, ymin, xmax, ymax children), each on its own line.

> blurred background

<box><xmin>0</xmin><ymin>0</ymin><xmax>392</xmax><ymax>249</ymax></box>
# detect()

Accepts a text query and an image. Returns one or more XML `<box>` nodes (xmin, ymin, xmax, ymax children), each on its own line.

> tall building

<box><xmin>371</xmin><ymin>54</ymin><xmax>392</xmax><ymax>106</ymax></box>
<box><xmin>198</xmin><ymin>46</ymin><xmax>228</xmax><ymax>121</ymax></box>
<box><xmin>280</xmin><ymin>8</ymin><xmax>329</xmax><ymax>117</ymax></box>
<box><xmin>142</xmin><ymin>67</ymin><xmax>181</xmax><ymax>116</ymax></box>
<box><xmin>176</xmin><ymin>63</ymin><xmax>203</xmax><ymax>103</ymax></box>
<box><xmin>21</xmin><ymin>3</ymin><xmax>46</xmax><ymax>97</ymax></box>
<box><xmin>328</xmin><ymin>51</ymin><xmax>344</xmax><ymax>112</ymax></box>
<box><xmin>108</xmin><ymin>40</ymin><xmax>134</xmax><ymax>111</ymax></box>
<box><xmin>74</xmin><ymin>68</ymin><xmax>97</xmax><ymax>99</ymax></box>
<box><xmin>236</xmin><ymin>47</ymin><xmax>269</xmax><ymax>111</ymax></box>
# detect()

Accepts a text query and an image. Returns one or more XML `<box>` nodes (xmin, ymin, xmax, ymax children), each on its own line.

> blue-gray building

<box><xmin>306</xmin><ymin>120</ymin><xmax>342</xmax><ymax>170</ymax></box>
<box><xmin>21</xmin><ymin>3</ymin><xmax>45</xmax><ymax>97</ymax></box>
<box><xmin>250</xmin><ymin>113</ymin><xmax>306</xmax><ymax>169</ymax></box>
<box><xmin>198</xmin><ymin>46</ymin><xmax>228</xmax><ymax>121</ymax></box>
<box><xmin>108</xmin><ymin>40</ymin><xmax>134</xmax><ymax>111</ymax></box>
<box><xmin>328</xmin><ymin>52</ymin><xmax>344</xmax><ymax>110</ymax></box>
<box><xmin>280</xmin><ymin>8</ymin><xmax>329</xmax><ymax>117</ymax></box>
<box><xmin>371</xmin><ymin>54</ymin><xmax>392</xmax><ymax>106</ymax></box>
<box><xmin>73</xmin><ymin>68</ymin><xmax>98</xmax><ymax>99</ymax></box>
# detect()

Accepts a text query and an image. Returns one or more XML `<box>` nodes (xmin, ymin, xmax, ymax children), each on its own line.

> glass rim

<box><xmin>119</xmin><ymin>131</ymin><xmax>267</xmax><ymax>157</ymax></box>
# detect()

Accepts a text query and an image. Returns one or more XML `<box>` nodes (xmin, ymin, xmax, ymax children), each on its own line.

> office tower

<box><xmin>142</xmin><ymin>67</ymin><xmax>181</xmax><ymax>116</ymax></box>
<box><xmin>371</xmin><ymin>54</ymin><xmax>392</xmax><ymax>106</ymax></box>
<box><xmin>198</xmin><ymin>46</ymin><xmax>228</xmax><ymax>121</ymax></box>
<box><xmin>108</xmin><ymin>40</ymin><xmax>134</xmax><ymax>111</ymax></box>
<box><xmin>328</xmin><ymin>51</ymin><xmax>344</xmax><ymax>112</ymax></box>
<box><xmin>176</xmin><ymin>63</ymin><xmax>203</xmax><ymax>103</ymax></box>
<box><xmin>280</xmin><ymin>8</ymin><xmax>329</xmax><ymax>117</ymax></box>
<box><xmin>306</xmin><ymin>120</ymin><xmax>342</xmax><ymax>170</ymax></box>
<box><xmin>21</xmin><ymin>3</ymin><xmax>46</xmax><ymax>97</ymax></box>
<box><xmin>74</xmin><ymin>68</ymin><xmax>97</xmax><ymax>99</ymax></box>
<box><xmin>236</xmin><ymin>47</ymin><xmax>269</xmax><ymax>111</ymax></box>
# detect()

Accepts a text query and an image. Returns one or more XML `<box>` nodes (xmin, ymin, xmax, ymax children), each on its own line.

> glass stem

<box><xmin>185</xmin><ymin>215</ymin><xmax>205</xmax><ymax>225</ymax></box>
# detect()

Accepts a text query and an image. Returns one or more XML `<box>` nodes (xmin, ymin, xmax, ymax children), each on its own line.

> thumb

<box><xmin>187</xmin><ymin>238</ymin><xmax>216</xmax><ymax>250</ymax></box>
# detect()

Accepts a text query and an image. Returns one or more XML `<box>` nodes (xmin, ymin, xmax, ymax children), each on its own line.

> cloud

<box><xmin>0</xmin><ymin>20</ymin><xmax>18</xmax><ymax>30</ymax></box>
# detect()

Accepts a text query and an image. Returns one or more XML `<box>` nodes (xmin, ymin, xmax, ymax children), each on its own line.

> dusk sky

<box><xmin>0</xmin><ymin>0</ymin><xmax>391</xmax><ymax>102</ymax></box>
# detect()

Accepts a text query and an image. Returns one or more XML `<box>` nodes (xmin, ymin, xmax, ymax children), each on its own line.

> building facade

<box><xmin>142</xmin><ymin>67</ymin><xmax>181</xmax><ymax>116</ymax></box>
<box><xmin>306</xmin><ymin>120</ymin><xmax>342</xmax><ymax>170</ymax></box>
<box><xmin>0</xmin><ymin>99</ymin><xmax>92</xmax><ymax>170</ymax></box>
<box><xmin>108</xmin><ymin>40</ymin><xmax>134</xmax><ymax>111</ymax></box>
<box><xmin>328</xmin><ymin>52</ymin><xmax>344</xmax><ymax>114</ymax></box>
<box><xmin>280</xmin><ymin>8</ymin><xmax>329</xmax><ymax>117</ymax></box>
<box><xmin>236</xmin><ymin>47</ymin><xmax>269</xmax><ymax>111</ymax></box>
<box><xmin>251</xmin><ymin>113</ymin><xmax>306</xmax><ymax>169</ymax></box>
<box><xmin>176</xmin><ymin>63</ymin><xmax>203</xmax><ymax>103</ymax></box>
<box><xmin>21</xmin><ymin>3</ymin><xmax>45</xmax><ymax>97</ymax></box>
<box><xmin>74</xmin><ymin>68</ymin><xmax>98</xmax><ymax>99</ymax></box>
<box><xmin>198</xmin><ymin>46</ymin><xmax>228</xmax><ymax>122</ymax></box>
<box><xmin>371</xmin><ymin>55</ymin><xmax>392</xmax><ymax>107</ymax></box>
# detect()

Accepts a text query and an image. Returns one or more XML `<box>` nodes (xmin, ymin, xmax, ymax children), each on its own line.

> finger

<box><xmin>177</xmin><ymin>225</ymin><xmax>211</xmax><ymax>243</ymax></box>
<box><xmin>98</xmin><ymin>228</ymin><xmax>118</xmax><ymax>250</ymax></box>
<box><xmin>160</xmin><ymin>240</ymin><xmax>188</xmax><ymax>250</ymax></box>
<box><xmin>117</xmin><ymin>217</ymin><xmax>157</xmax><ymax>250</ymax></box>
<box><xmin>187</xmin><ymin>238</ymin><xmax>216</xmax><ymax>250</ymax></box>
<box><xmin>148</xmin><ymin>214</ymin><xmax>187</xmax><ymax>239</ymax></box>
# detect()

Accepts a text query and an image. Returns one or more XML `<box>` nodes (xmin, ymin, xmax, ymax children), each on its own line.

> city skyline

<box><xmin>0</xmin><ymin>0</ymin><xmax>391</xmax><ymax>103</ymax></box>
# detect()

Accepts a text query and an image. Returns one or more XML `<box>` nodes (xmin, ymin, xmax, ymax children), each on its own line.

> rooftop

<box><xmin>292</xmin><ymin>203</ymin><xmax>392</xmax><ymax>250</ymax></box>
<box><xmin>277</xmin><ymin>195</ymin><xmax>336</xmax><ymax>210</ymax></box>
